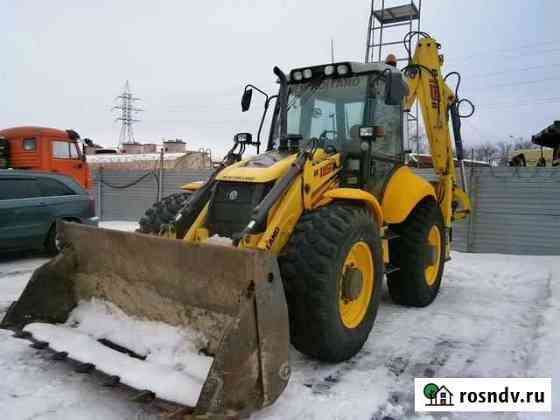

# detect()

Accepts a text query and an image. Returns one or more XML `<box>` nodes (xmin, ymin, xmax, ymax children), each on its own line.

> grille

<box><xmin>207</xmin><ymin>182</ymin><xmax>272</xmax><ymax>238</ymax></box>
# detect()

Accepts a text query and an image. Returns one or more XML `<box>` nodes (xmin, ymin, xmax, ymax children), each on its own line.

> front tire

<box><xmin>137</xmin><ymin>192</ymin><xmax>191</xmax><ymax>235</ymax></box>
<box><xmin>279</xmin><ymin>203</ymin><xmax>383</xmax><ymax>362</ymax></box>
<box><xmin>387</xmin><ymin>199</ymin><xmax>446</xmax><ymax>307</ymax></box>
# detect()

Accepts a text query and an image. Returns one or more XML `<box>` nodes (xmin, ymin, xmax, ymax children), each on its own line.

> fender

<box><xmin>180</xmin><ymin>181</ymin><xmax>205</xmax><ymax>192</ymax></box>
<box><xmin>323</xmin><ymin>188</ymin><xmax>383</xmax><ymax>225</ymax></box>
<box><xmin>382</xmin><ymin>166</ymin><xmax>436</xmax><ymax>224</ymax></box>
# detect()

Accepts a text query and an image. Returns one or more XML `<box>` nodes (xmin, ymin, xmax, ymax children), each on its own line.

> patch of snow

<box><xmin>0</xmin><ymin>251</ymin><xmax>558</xmax><ymax>419</ymax></box>
<box><xmin>521</xmin><ymin>257</ymin><xmax>560</xmax><ymax>418</ymax></box>
<box><xmin>0</xmin><ymin>328</ymin><xmax>142</xmax><ymax>420</ymax></box>
<box><xmin>24</xmin><ymin>299</ymin><xmax>213</xmax><ymax>406</ymax></box>
<box><xmin>0</xmin><ymin>257</ymin><xmax>48</xmax><ymax>316</ymax></box>
<box><xmin>99</xmin><ymin>221</ymin><xmax>139</xmax><ymax>232</ymax></box>
<box><xmin>207</xmin><ymin>234</ymin><xmax>233</xmax><ymax>247</ymax></box>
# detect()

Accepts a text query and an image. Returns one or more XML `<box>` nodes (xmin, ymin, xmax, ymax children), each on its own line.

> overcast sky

<box><xmin>1</xmin><ymin>0</ymin><xmax>558</xmax><ymax>156</ymax></box>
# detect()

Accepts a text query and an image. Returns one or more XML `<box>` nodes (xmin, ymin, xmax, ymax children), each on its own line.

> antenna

<box><xmin>113</xmin><ymin>81</ymin><xmax>143</xmax><ymax>146</ymax></box>
<box><xmin>331</xmin><ymin>38</ymin><xmax>335</xmax><ymax>63</ymax></box>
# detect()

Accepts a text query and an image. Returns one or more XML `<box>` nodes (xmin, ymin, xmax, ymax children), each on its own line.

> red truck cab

<box><xmin>0</xmin><ymin>126</ymin><xmax>92</xmax><ymax>190</ymax></box>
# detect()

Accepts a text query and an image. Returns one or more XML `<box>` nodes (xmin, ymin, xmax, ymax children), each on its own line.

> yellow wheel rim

<box><xmin>425</xmin><ymin>225</ymin><xmax>442</xmax><ymax>286</ymax></box>
<box><xmin>339</xmin><ymin>241</ymin><xmax>374</xmax><ymax>329</ymax></box>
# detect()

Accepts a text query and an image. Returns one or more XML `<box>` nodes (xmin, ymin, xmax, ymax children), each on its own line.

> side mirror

<box><xmin>384</xmin><ymin>71</ymin><xmax>407</xmax><ymax>106</ymax></box>
<box><xmin>234</xmin><ymin>132</ymin><xmax>253</xmax><ymax>144</ymax></box>
<box><xmin>241</xmin><ymin>88</ymin><xmax>253</xmax><ymax>112</ymax></box>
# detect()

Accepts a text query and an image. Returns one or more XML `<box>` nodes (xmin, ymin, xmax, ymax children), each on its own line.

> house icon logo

<box><xmin>423</xmin><ymin>383</ymin><xmax>454</xmax><ymax>407</ymax></box>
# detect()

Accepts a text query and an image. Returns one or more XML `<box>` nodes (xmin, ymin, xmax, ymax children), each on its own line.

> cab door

<box><xmin>49</xmin><ymin>139</ymin><xmax>88</xmax><ymax>188</ymax></box>
<box><xmin>364</xmin><ymin>83</ymin><xmax>404</xmax><ymax>197</ymax></box>
<box><xmin>0</xmin><ymin>177</ymin><xmax>52</xmax><ymax>250</ymax></box>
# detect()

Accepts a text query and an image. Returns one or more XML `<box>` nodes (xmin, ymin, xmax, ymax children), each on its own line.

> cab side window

<box><xmin>36</xmin><ymin>178</ymin><xmax>75</xmax><ymax>196</ymax></box>
<box><xmin>23</xmin><ymin>138</ymin><xmax>37</xmax><ymax>152</ymax></box>
<box><xmin>0</xmin><ymin>179</ymin><xmax>41</xmax><ymax>200</ymax></box>
<box><xmin>52</xmin><ymin>140</ymin><xmax>72</xmax><ymax>159</ymax></box>
<box><xmin>367</xmin><ymin>76</ymin><xmax>403</xmax><ymax>157</ymax></box>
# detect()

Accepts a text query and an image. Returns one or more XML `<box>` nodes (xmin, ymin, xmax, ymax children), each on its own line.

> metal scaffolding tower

<box><xmin>114</xmin><ymin>81</ymin><xmax>142</xmax><ymax>146</ymax></box>
<box><xmin>365</xmin><ymin>0</ymin><xmax>423</xmax><ymax>156</ymax></box>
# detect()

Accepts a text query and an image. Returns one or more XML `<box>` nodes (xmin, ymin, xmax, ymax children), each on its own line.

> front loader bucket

<box><xmin>1</xmin><ymin>222</ymin><xmax>290</xmax><ymax>418</ymax></box>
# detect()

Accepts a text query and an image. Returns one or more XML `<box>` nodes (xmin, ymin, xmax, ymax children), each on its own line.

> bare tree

<box><xmin>510</xmin><ymin>135</ymin><xmax>535</xmax><ymax>150</ymax></box>
<box><xmin>471</xmin><ymin>142</ymin><xmax>498</xmax><ymax>163</ymax></box>
<box><xmin>469</xmin><ymin>136</ymin><xmax>535</xmax><ymax>166</ymax></box>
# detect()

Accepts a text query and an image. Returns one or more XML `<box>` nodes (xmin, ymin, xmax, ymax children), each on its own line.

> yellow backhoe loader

<box><xmin>2</xmin><ymin>32</ymin><xmax>471</xmax><ymax>418</ymax></box>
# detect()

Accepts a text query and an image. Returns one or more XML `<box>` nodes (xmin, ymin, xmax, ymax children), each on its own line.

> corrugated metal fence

<box><xmin>92</xmin><ymin>168</ymin><xmax>212</xmax><ymax>222</ymax></box>
<box><xmin>92</xmin><ymin>167</ymin><xmax>560</xmax><ymax>255</ymax></box>
<box><xmin>462</xmin><ymin>167</ymin><xmax>560</xmax><ymax>255</ymax></box>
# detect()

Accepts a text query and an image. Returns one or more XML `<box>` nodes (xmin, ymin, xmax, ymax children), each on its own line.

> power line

<box><xmin>476</xmin><ymin>95</ymin><xmax>560</xmax><ymax>106</ymax></box>
<box><xmin>463</xmin><ymin>119</ymin><xmax>494</xmax><ymax>143</ymax></box>
<box><xmin>467</xmin><ymin>75</ymin><xmax>560</xmax><ymax>91</ymax></box>
<box><xmin>113</xmin><ymin>81</ymin><xmax>143</xmax><ymax>146</ymax></box>
<box><xmin>447</xmin><ymin>40</ymin><xmax>560</xmax><ymax>61</ymax></box>
<box><xmin>463</xmin><ymin>63</ymin><xmax>560</xmax><ymax>79</ymax></box>
<box><xmin>477</xmin><ymin>97</ymin><xmax>560</xmax><ymax>111</ymax></box>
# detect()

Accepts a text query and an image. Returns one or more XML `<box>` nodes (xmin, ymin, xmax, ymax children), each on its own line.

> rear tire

<box><xmin>279</xmin><ymin>203</ymin><xmax>383</xmax><ymax>362</ymax></box>
<box><xmin>387</xmin><ymin>199</ymin><xmax>445</xmax><ymax>307</ymax></box>
<box><xmin>137</xmin><ymin>192</ymin><xmax>191</xmax><ymax>235</ymax></box>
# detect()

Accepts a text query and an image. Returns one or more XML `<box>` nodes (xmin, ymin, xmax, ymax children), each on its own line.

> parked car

<box><xmin>0</xmin><ymin>170</ymin><xmax>98</xmax><ymax>254</ymax></box>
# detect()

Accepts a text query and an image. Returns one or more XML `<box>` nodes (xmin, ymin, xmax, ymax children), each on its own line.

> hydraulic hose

<box><xmin>450</xmin><ymin>101</ymin><xmax>468</xmax><ymax>194</ymax></box>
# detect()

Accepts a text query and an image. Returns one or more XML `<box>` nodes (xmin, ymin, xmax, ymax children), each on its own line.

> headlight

<box><xmin>336</xmin><ymin>64</ymin><xmax>350</xmax><ymax>75</ymax></box>
<box><xmin>324</xmin><ymin>65</ymin><xmax>335</xmax><ymax>76</ymax></box>
<box><xmin>303</xmin><ymin>68</ymin><xmax>313</xmax><ymax>79</ymax></box>
<box><xmin>292</xmin><ymin>71</ymin><xmax>303</xmax><ymax>81</ymax></box>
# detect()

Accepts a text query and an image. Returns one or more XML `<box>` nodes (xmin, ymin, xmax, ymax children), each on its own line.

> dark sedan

<box><xmin>0</xmin><ymin>170</ymin><xmax>98</xmax><ymax>254</ymax></box>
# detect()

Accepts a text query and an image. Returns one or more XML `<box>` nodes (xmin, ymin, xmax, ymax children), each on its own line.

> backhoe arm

<box><xmin>403</xmin><ymin>36</ymin><xmax>471</xmax><ymax>229</ymax></box>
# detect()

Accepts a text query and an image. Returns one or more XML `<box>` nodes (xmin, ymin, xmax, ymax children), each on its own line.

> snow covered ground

<box><xmin>0</xmin><ymin>221</ymin><xmax>557</xmax><ymax>419</ymax></box>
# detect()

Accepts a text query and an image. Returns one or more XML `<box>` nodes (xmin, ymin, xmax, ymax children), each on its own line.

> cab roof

<box><xmin>0</xmin><ymin>126</ymin><xmax>75</xmax><ymax>139</ymax></box>
<box><xmin>288</xmin><ymin>61</ymin><xmax>401</xmax><ymax>82</ymax></box>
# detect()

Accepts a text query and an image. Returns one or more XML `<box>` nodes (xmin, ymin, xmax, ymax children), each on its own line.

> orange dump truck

<box><xmin>0</xmin><ymin>126</ymin><xmax>92</xmax><ymax>189</ymax></box>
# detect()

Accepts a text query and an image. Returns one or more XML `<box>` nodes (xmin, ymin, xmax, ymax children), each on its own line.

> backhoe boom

<box><xmin>404</xmin><ymin>36</ymin><xmax>471</xmax><ymax>228</ymax></box>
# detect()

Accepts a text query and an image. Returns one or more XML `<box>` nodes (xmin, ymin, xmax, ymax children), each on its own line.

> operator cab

<box><xmin>282</xmin><ymin>61</ymin><xmax>409</xmax><ymax>195</ymax></box>
<box><xmin>236</xmin><ymin>61</ymin><xmax>409</xmax><ymax>197</ymax></box>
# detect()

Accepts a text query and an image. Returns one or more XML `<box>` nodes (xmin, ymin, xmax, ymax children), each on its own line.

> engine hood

<box><xmin>216</xmin><ymin>150</ymin><xmax>297</xmax><ymax>183</ymax></box>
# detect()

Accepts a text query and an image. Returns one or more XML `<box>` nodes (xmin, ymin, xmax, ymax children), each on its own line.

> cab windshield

<box><xmin>280</xmin><ymin>74</ymin><xmax>402</xmax><ymax>157</ymax></box>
